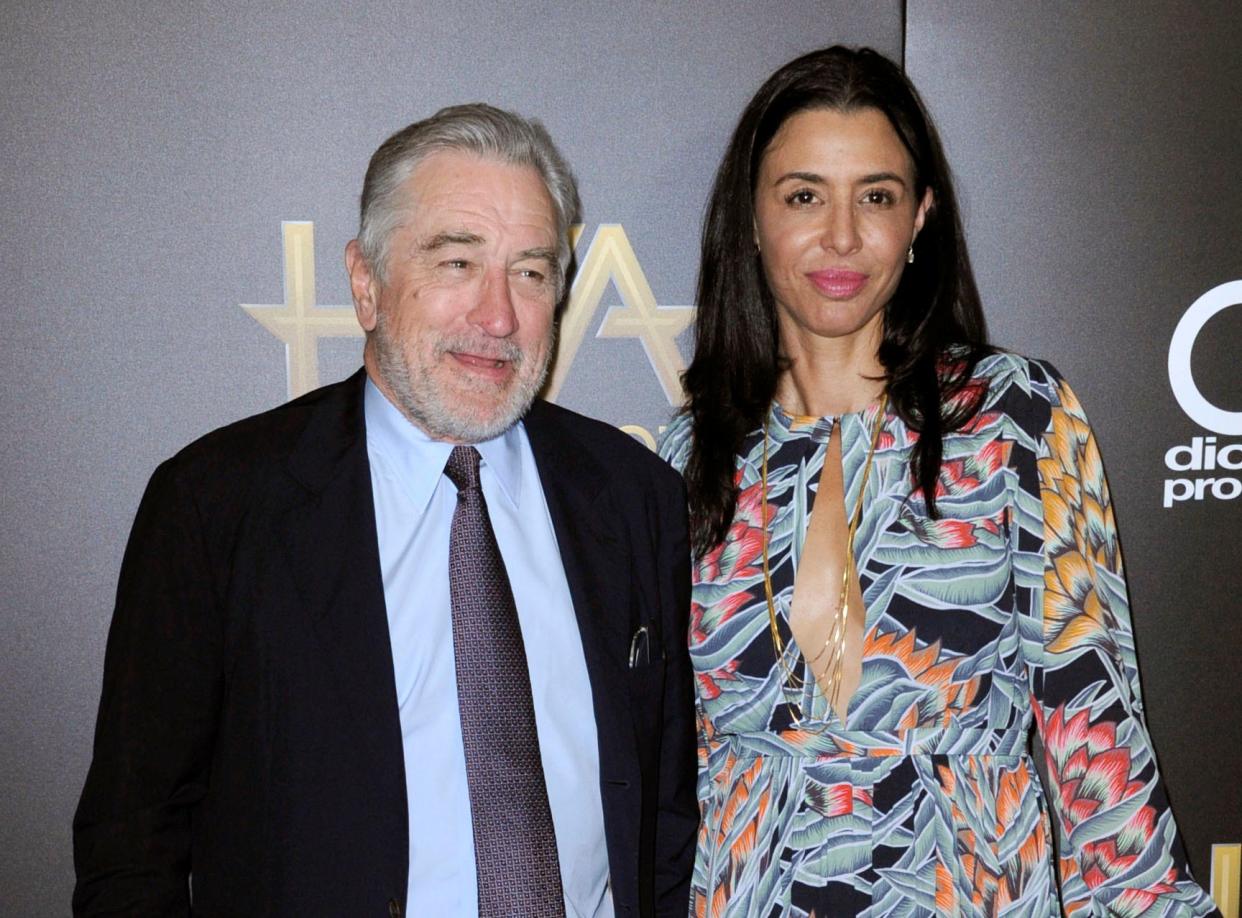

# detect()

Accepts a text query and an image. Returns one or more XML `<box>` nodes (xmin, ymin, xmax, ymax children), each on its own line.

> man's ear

<box><xmin>345</xmin><ymin>239</ymin><xmax>380</xmax><ymax>332</ymax></box>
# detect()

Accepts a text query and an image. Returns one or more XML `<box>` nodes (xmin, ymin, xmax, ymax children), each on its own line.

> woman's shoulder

<box><xmin>967</xmin><ymin>350</ymin><xmax>1079</xmax><ymax>430</ymax></box>
<box><xmin>657</xmin><ymin>410</ymin><xmax>695</xmax><ymax>474</ymax></box>
<box><xmin>969</xmin><ymin>349</ymin><xmax>1058</xmax><ymax>390</ymax></box>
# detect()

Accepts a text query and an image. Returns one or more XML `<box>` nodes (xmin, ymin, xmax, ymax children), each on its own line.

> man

<box><xmin>73</xmin><ymin>104</ymin><xmax>698</xmax><ymax>917</ymax></box>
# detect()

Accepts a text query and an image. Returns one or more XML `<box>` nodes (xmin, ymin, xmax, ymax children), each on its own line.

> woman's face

<box><xmin>753</xmin><ymin>107</ymin><xmax>931</xmax><ymax>352</ymax></box>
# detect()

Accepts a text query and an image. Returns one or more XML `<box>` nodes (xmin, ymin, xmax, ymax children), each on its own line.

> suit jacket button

<box><xmin>387</xmin><ymin>898</ymin><xmax>401</xmax><ymax>917</ymax></box>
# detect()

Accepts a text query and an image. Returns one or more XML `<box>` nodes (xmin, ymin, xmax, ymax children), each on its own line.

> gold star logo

<box><xmin>241</xmin><ymin>222</ymin><xmax>362</xmax><ymax>400</ymax></box>
<box><xmin>243</xmin><ymin>221</ymin><xmax>693</xmax><ymax>406</ymax></box>
<box><xmin>546</xmin><ymin>224</ymin><xmax>693</xmax><ymax>406</ymax></box>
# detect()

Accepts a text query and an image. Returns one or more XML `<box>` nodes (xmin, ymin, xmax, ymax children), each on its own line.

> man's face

<box><xmin>347</xmin><ymin>150</ymin><xmax>560</xmax><ymax>443</ymax></box>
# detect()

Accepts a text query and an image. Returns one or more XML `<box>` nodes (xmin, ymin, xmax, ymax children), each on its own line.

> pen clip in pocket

<box><xmin>628</xmin><ymin>625</ymin><xmax>650</xmax><ymax>668</ymax></box>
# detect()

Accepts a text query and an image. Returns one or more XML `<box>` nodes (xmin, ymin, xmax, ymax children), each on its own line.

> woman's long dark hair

<box><xmin>682</xmin><ymin>45</ymin><xmax>991</xmax><ymax>557</ymax></box>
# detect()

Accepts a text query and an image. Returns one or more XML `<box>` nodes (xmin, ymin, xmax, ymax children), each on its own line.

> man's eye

<box><xmin>519</xmin><ymin>268</ymin><xmax>545</xmax><ymax>282</ymax></box>
<box><xmin>443</xmin><ymin>259</ymin><xmax>469</xmax><ymax>270</ymax></box>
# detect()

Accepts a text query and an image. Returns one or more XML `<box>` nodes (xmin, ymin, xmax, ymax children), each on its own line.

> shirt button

<box><xmin>387</xmin><ymin>898</ymin><xmax>401</xmax><ymax>917</ymax></box>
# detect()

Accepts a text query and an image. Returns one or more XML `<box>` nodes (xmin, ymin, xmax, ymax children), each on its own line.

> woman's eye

<box><xmin>785</xmin><ymin>188</ymin><xmax>818</xmax><ymax>206</ymax></box>
<box><xmin>861</xmin><ymin>188</ymin><xmax>895</xmax><ymax>206</ymax></box>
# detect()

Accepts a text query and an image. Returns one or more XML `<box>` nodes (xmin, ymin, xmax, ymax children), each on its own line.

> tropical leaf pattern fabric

<box><xmin>659</xmin><ymin>354</ymin><xmax>1218</xmax><ymax>917</ymax></box>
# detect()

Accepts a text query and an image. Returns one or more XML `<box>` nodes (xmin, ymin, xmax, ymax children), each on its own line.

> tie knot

<box><xmin>444</xmin><ymin>444</ymin><xmax>482</xmax><ymax>493</ymax></box>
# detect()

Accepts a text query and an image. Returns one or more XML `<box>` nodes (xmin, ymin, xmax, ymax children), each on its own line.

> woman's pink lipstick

<box><xmin>807</xmin><ymin>268</ymin><xmax>868</xmax><ymax>299</ymax></box>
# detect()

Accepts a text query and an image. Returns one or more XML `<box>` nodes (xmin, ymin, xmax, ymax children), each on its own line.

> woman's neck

<box><xmin>774</xmin><ymin>318</ymin><xmax>887</xmax><ymax>418</ymax></box>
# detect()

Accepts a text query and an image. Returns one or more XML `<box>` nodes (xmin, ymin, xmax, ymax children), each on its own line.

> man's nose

<box><xmin>469</xmin><ymin>269</ymin><xmax>518</xmax><ymax>338</ymax></box>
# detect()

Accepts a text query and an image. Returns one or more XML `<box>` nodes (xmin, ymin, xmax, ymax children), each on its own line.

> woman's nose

<box><xmin>821</xmin><ymin>203</ymin><xmax>861</xmax><ymax>256</ymax></box>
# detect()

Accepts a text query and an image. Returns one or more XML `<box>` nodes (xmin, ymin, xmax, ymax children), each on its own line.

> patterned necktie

<box><xmin>443</xmin><ymin>445</ymin><xmax>566</xmax><ymax>918</ymax></box>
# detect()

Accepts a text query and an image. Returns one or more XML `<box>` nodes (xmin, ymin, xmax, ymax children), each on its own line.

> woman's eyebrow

<box><xmin>859</xmin><ymin>171</ymin><xmax>907</xmax><ymax>186</ymax></box>
<box><xmin>773</xmin><ymin>170</ymin><xmax>825</xmax><ymax>185</ymax></box>
<box><xmin>772</xmin><ymin>170</ymin><xmax>908</xmax><ymax>187</ymax></box>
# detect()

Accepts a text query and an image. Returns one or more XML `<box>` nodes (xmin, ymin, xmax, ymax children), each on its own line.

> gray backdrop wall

<box><xmin>1</xmin><ymin>2</ymin><xmax>1237</xmax><ymax>914</ymax></box>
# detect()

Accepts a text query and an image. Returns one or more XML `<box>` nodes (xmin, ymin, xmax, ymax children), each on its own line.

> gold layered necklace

<box><xmin>760</xmin><ymin>393</ymin><xmax>888</xmax><ymax>725</ymax></box>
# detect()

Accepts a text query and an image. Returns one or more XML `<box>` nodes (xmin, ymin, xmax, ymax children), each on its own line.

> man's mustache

<box><xmin>433</xmin><ymin>334</ymin><xmax>527</xmax><ymax>367</ymax></box>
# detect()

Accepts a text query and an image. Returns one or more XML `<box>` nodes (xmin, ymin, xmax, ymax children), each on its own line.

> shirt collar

<box><xmin>364</xmin><ymin>376</ymin><xmax>524</xmax><ymax>514</ymax></box>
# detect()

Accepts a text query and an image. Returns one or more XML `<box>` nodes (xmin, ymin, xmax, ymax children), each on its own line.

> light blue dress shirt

<box><xmin>364</xmin><ymin>379</ymin><xmax>613</xmax><ymax>918</ymax></box>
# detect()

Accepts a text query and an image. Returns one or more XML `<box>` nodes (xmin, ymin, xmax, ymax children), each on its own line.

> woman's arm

<box><xmin>1030</xmin><ymin>366</ymin><xmax>1219</xmax><ymax>917</ymax></box>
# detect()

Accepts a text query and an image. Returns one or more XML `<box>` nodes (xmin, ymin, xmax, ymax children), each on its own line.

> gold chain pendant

<box><xmin>760</xmin><ymin>393</ymin><xmax>888</xmax><ymax>727</ymax></box>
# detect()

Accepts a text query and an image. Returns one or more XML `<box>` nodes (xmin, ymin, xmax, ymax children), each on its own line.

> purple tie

<box><xmin>444</xmin><ymin>445</ymin><xmax>566</xmax><ymax>917</ymax></box>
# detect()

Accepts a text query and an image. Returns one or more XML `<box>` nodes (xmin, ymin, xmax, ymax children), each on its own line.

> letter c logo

<box><xmin>1168</xmin><ymin>280</ymin><xmax>1242</xmax><ymax>435</ymax></box>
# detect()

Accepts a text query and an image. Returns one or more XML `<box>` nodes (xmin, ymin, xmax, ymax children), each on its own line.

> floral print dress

<box><xmin>659</xmin><ymin>354</ymin><xmax>1219</xmax><ymax>917</ymax></box>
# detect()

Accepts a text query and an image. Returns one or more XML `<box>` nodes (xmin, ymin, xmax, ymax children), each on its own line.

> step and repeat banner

<box><xmin>1</xmin><ymin>1</ymin><xmax>1237</xmax><ymax>913</ymax></box>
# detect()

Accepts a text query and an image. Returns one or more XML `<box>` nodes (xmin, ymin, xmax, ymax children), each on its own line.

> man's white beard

<box><xmin>372</xmin><ymin>310</ymin><xmax>552</xmax><ymax>443</ymax></box>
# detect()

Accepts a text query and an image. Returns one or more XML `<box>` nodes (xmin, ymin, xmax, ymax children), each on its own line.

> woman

<box><xmin>660</xmin><ymin>46</ymin><xmax>1219</xmax><ymax>917</ymax></box>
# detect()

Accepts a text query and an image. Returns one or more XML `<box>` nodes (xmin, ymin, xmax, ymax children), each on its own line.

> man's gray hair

<box><xmin>357</xmin><ymin>103</ymin><xmax>580</xmax><ymax>295</ymax></box>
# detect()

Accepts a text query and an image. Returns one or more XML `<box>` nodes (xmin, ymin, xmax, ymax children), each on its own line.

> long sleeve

<box><xmin>73</xmin><ymin>459</ymin><xmax>222</xmax><ymax>916</ymax></box>
<box><xmin>1031</xmin><ymin>372</ymin><xmax>1219</xmax><ymax>917</ymax></box>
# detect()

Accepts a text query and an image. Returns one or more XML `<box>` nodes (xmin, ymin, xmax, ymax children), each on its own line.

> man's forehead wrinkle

<box><xmin>423</xmin><ymin>200</ymin><xmax>555</xmax><ymax>232</ymax></box>
<box><xmin>410</xmin><ymin>190</ymin><xmax>554</xmax><ymax>227</ymax></box>
<box><xmin>391</xmin><ymin>152</ymin><xmax>560</xmax><ymax>269</ymax></box>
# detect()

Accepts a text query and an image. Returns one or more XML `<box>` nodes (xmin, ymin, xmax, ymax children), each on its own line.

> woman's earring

<box><xmin>906</xmin><ymin>243</ymin><xmax>915</xmax><ymax>264</ymax></box>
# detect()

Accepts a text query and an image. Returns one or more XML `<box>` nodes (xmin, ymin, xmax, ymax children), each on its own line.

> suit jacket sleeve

<box><xmin>653</xmin><ymin>469</ymin><xmax>700</xmax><ymax>916</ymax></box>
<box><xmin>73</xmin><ymin>457</ymin><xmax>223</xmax><ymax>916</ymax></box>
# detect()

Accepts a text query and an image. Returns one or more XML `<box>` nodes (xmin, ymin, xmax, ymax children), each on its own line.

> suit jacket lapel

<box><xmin>278</xmin><ymin>370</ymin><xmax>403</xmax><ymax>764</ymax></box>
<box><xmin>523</xmin><ymin>401</ymin><xmax>639</xmax><ymax>783</ymax></box>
